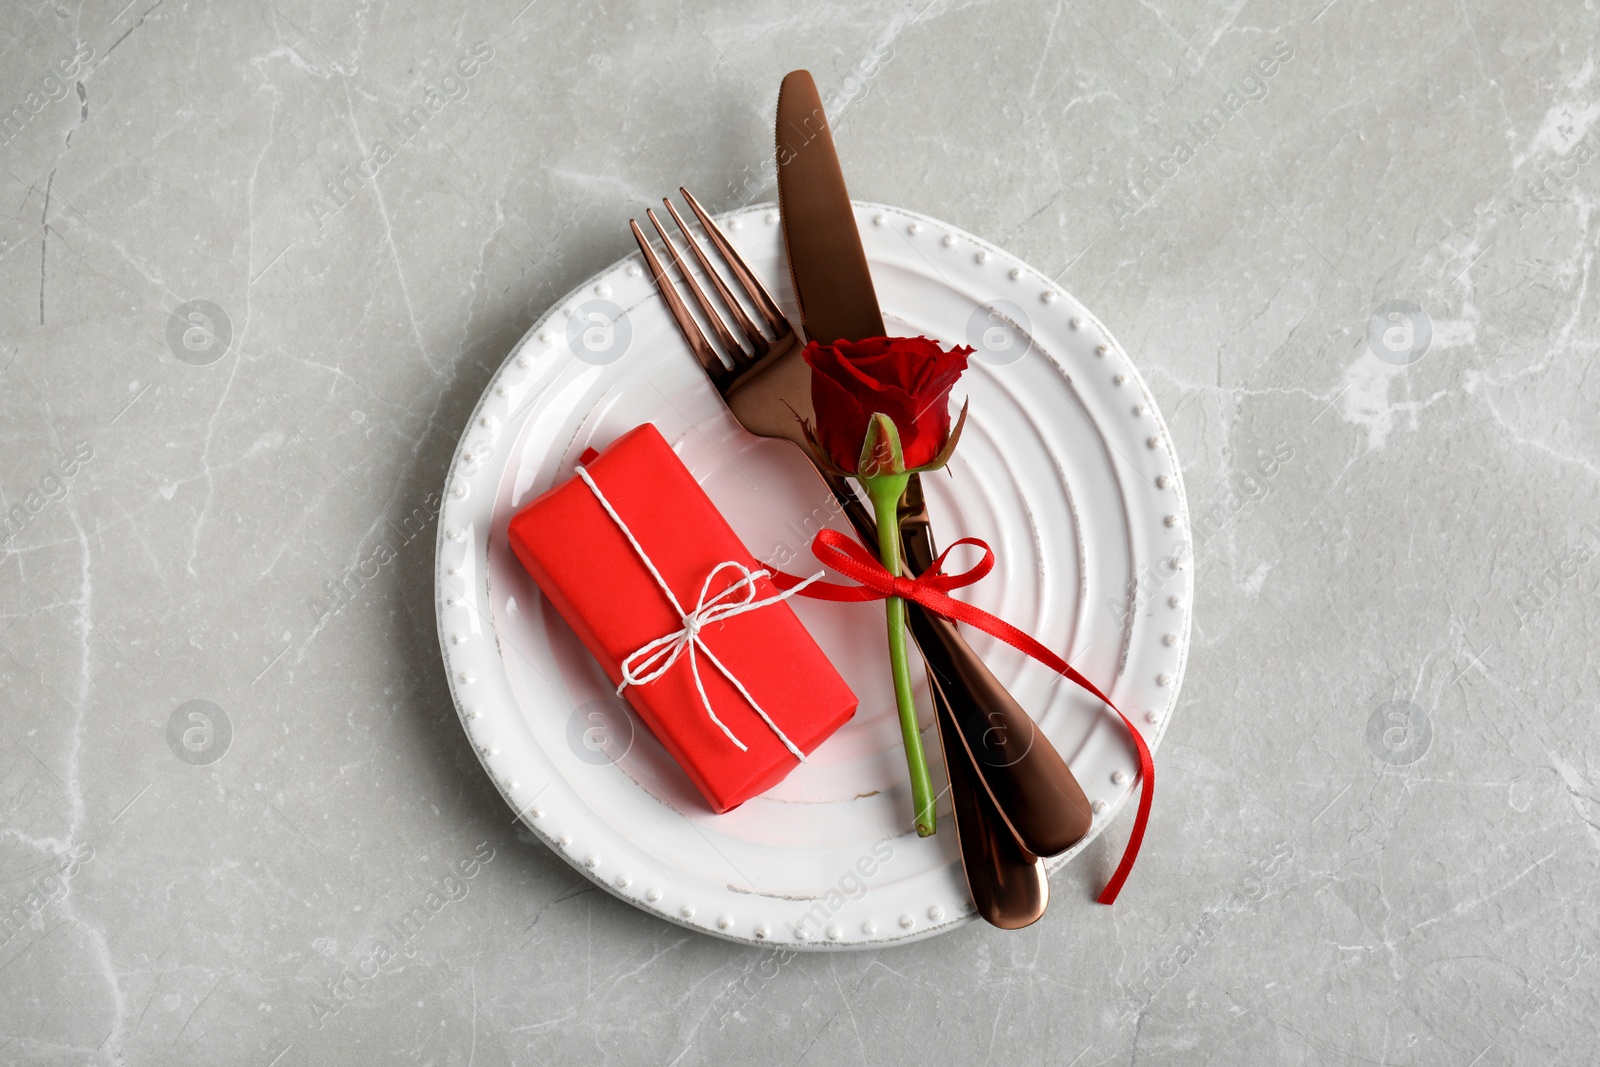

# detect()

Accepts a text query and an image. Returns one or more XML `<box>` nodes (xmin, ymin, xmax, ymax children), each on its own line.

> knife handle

<box><xmin>899</xmin><ymin>475</ymin><xmax>1093</xmax><ymax>856</ymax></box>
<box><xmin>905</xmin><ymin>606</ymin><xmax>1092</xmax><ymax>856</ymax></box>
<box><xmin>821</xmin><ymin>472</ymin><xmax>1094</xmax><ymax>857</ymax></box>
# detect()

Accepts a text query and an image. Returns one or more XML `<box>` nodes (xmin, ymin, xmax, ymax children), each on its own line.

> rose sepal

<box><xmin>857</xmin><ymin>412</ymin><xmax>906</xmax><ymax>477</ymax></box>
<box><xmin>913</xmin><ymin>401</ymin><xmax>967</xmax><ymax>474</ymax></box>
<box><xmin>799</xmin><ymin>418</ymin><xmax>853</xmax><ymax>478</ymax></box>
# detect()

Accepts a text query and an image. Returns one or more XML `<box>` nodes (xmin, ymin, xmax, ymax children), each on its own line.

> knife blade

<box><xmin>776</xmin><ymin>69</ymin><xmax>1092</xmax><ymax>863</ymax></box>
<box><xmin>775</xmin><ymin>83</ymin><xmax>885</xmax><ymax>344</ymax></box>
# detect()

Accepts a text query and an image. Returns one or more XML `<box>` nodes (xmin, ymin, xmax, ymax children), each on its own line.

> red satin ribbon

<box><xmin>773</xmin><ymin>528</ymin><xmax>1153</xmax><ymax>905</ymax></box>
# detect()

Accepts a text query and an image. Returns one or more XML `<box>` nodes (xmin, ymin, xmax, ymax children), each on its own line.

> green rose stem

<box><xmin>856</xmin><ymin>416</ymin><xmax>937</xmax><ymax>838</ymax></box>
<box><xmin>862</xmin><ymin>472</ymin><xmax>935</xmax><ymax>837</ymax></box>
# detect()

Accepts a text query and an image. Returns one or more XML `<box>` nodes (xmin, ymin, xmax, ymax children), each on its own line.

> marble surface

<box><xmin>2</xmin><ymin>0</ymin><xmax>1597</xmax><ymax>1063</ymax></box>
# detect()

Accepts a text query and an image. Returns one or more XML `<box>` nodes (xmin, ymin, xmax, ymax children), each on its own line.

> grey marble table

<box><xmin>3</xmin><ymin>0</ymin><xmax>1597</xmax><ymax>1064</ymax></box>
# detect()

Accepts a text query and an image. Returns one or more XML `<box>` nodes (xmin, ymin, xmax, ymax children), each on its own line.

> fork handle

<box><xmin>821</xmin><ymin>473</ymin><xmax>1094</xmax><ymax>857</ymax></box>
<box><xmin>931</xmin><ymin>667</ymin><xmax>1049</xmax><ymax>927</ymax></box>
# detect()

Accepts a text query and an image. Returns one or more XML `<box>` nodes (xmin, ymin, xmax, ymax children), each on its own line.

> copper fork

<box><xmin>631</xmin><ymin>191</ymin><xmax>1091</xmax><ymax>917</ymax></box>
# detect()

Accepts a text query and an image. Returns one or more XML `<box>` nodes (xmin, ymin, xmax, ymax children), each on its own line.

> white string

<box><xmin>574</xmin><ymin>464</ymin><xmax>825</xmax><ymax>761</ymax></box>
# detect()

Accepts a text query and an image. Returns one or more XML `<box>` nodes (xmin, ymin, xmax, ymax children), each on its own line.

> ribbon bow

<box><xmin>775</xmin><ymin>528</ymin><xmax>1155</xmax><ymax>906</ymax></box>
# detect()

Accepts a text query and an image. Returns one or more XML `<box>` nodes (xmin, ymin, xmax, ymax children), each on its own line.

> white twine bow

<box><xmin>574</xmin><ymin>464</ymin><xmax>825</xmax><ymax>761</ymax></box>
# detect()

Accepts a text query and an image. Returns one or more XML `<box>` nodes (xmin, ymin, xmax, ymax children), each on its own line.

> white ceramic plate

<box><xmin>435</xmin><ymin>202</ymin><xmax>1191</xmax><ymax>949</ymax></box>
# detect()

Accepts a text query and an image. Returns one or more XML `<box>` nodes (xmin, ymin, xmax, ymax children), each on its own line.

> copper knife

<box><xmin>775</xmin><ymin>70</ymin><xmax>1090</xmax><ymax>886</ymax></box>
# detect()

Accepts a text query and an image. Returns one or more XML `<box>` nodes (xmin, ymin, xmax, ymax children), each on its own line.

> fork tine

<box><xmin>680</xmin><ymin>187</ymin><xmax>789</xmax><ymax>338</ymax></box>
<box><xmin>630</xmin><ymin>218</ymin><xmax>731</xmax><ymax>393</ymax></box>
<box><xmin>662</xmin><ymin>198</ymin><xmax>770</xmax><ymax>360</ymax></box>
<box><xmin>645</xmin><ymin>208</ymin><xmax>752</xmax><ymax>370</ymax></box>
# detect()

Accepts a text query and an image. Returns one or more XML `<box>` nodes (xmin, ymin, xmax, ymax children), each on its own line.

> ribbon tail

<box><xmin>1096</xmin><ymin>706</ymin><xmax>1154</xmax><ymax>905</ymax></box>
<box><xmin>894</xmin><ymin>584</ymin><xmax>1155</xmax><ymax>906</ymax></box>
<box><xmin>694</xmin><ymin>638</ymin><xmax>804</xmax><ymax>763</ymax></box>
<box><xmin>768</xmin><ymin>569</ymin><xmax>882</xmax><ymax>601</ymax></box>
<box><xmin>689</xmin><ymin>642</ymin><xmax>749</xmax><ymax>754</ymax></box>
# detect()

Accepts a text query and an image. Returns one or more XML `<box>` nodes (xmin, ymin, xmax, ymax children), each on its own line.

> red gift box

<box><xmin>506</xmin><ymin>423</ymin><xmax>858</xmax><ymax>812</ymax></box>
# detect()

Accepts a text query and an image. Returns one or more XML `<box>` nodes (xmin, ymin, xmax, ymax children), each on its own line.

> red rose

<box><xmin>803</xmin><ymin>336</ymin><xmax>972</xmax><ymax>474</ymax></box>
